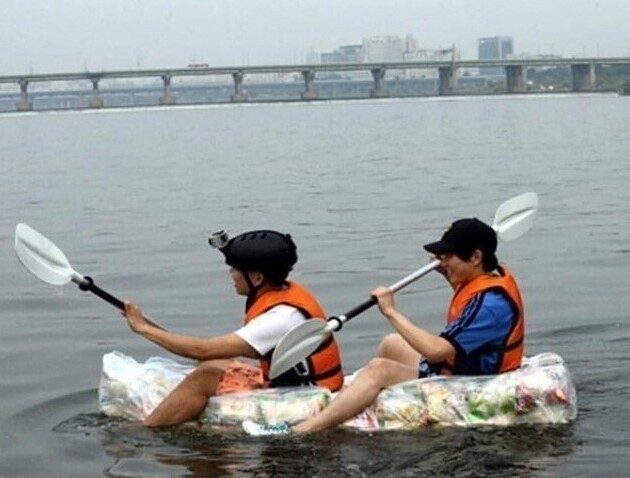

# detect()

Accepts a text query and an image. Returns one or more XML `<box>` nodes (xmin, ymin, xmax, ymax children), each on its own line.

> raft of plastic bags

<box><xmin>99</xmin><ymin>351</ymin><xmax>577</xmax><ymax>431</ymax></box>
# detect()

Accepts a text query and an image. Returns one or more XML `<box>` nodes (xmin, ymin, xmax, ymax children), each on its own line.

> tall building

<box><xmin>405</xmin><ymin>34</ymin><xmax>418</xmax><ymax>55</ymax></box>
<box><xmin>362</xmin><ymin>36</ymin><xmax>404</xmax><ymax>63</ymax></box>
<box><xmin>478</xmin><ymin>36</ymin><xmax>514</xmax><ymax>76</ymax></box>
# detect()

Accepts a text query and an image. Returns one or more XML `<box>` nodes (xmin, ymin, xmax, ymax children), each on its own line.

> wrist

<box><xmin>135</xmin><ymin>321</ymin><xmax>153</xmax><ymax>336</ymax></box>
<box><xmin>384</xmin><ymin>309</ymin><xmax>400</xmax><ymax>321</ymax></box>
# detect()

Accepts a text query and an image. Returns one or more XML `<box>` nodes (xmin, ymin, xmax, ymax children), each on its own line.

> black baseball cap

<box><xmin>423</xmin><ymin>218</ymin><xmax>498</xmax><ymax>270</ymax></box>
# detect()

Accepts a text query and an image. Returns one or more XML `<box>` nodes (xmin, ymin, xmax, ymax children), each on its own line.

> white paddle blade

<box><xmin>14</xmin><ymin>224</ymin><xmax>77</xmax><ymax>286</ymax></box>
<box><xmin>493</xmin><ymin>192</ymin><xmax>538</xmax><ymax>242</ymax></box>
<box><xmin>269</xmin><ymin>319</ymin><xmax>329</xmax><ymax>379</ymax></box>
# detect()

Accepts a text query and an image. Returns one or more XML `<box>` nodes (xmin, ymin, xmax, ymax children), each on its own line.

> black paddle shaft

<box><xmin>77</xmin><ymin>276</ymin><xmax>166</xmax><ymax>330</ymax></box>
<box><xmin>330</xmin><ymin>296</ymin><xmax>378</xmax><ymax>330</ymax></box>
<box><xmin>327</xmin><ymin>260</ymin><xmax>441</xmax><ymax>331</ymax></box>
<box><xmin>78</xmin><ymin>276</ymin><xmax>124</xmax><ymax>310</ymax></box>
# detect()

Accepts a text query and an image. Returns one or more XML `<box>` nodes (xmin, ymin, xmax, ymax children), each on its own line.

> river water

<box><xmin>1</xmin><ymin>94</ymin><xmax>629</xmax><ymax>477</ymax></box>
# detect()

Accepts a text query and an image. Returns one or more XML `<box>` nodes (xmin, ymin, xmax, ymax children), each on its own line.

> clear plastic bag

<box><xmin>99</xmin><ymin>351</ymin><xmax>577</xmax><ymax>431</ymax></box>
<box><xmin>344</xmin><ymin>352</ymin><xmax>578</xmax><ymax>431</ymax></box>
<box><xmin>98</xmin><ymin>351</ymin><xmax>330</xmax><ymax>427</ymax></box>
<box><xmin>203</xmin><ymin>387</ymin><xmax>331</xmax><ymax>427</ymax></box>
<box><xmin>98</xmin><ymin>351</ymin><xmax>193</xmax><ymax>421</ymax></box>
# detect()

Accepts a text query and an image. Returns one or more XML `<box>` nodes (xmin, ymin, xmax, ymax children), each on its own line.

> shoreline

<box><xmin>0</xmin><ymin>88</ymin><xmax>622</xmax><ymax>116</ymax></box>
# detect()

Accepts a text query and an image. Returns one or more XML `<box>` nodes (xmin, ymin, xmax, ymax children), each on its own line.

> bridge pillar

<box><xmin>505</xmin><ymin>65</ymin><xmax>527</xmax><ymax>93</ymax></box>
<box><xmin>159</xmin><ymin>74</ymin><xmax>177</xmax><ymax>105</ymax></box>
<box><xmin>88</xmin><ymin>78</ymin><xmax>104</xmax><ymax>108</ymax></box>
<box><xmin>438</xmin><ymin>67</ymin><xmax>458</xmax><ymax>95</ymax></box>
<box><xmin>370</xmin><ymin>68</ymin><xmax>389</xmax><ymax>98</ymax></box>
<box><xmin>301</xmin><ymin>70</ymin><xmax>318</xmax><ymax>100</ymax></box>
<box><xmin>16</xmin><ymin>79</ymin><xmax>33</xmax><ymax>111</ymax></box>
<box><xmin>571</xmin><ymin>63</ymin><xmax>596</xmax><ymax>92</ymax></box>
<box><xmin>231</xmin><ymin>71</ymin><xmax>247</xmax><ymax>102</ymax></box>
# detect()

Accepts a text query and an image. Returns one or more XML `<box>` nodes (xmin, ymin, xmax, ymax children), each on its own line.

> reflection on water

<box><xmin>54</xmin><ymin>413</ymin><xmax>574</xmax><ymax>478</ymax></box>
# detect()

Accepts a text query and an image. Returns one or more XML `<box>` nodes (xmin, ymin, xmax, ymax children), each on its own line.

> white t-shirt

<box><xmin>235</xmin><ymin>304</ymin><xmax>308</xmax><ymax>356</ymax></box>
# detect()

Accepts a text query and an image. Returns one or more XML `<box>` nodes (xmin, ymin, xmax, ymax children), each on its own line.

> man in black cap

<box><xmin>244</xmin><ymin>218</ymin><xmax>525</xmax><ymax>436</ymax></box>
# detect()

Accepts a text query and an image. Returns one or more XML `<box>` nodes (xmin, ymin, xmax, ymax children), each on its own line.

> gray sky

<box><xmin>1</xmin><ymin>0</ymin><xmax>628</xmax><ymax>74</ymax></box>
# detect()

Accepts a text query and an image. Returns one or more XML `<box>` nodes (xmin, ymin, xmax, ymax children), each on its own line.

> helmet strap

<box><xmin>243</xmin><ymin>270</ymin><xmax>265</xmax><ymax>311</ymax></box>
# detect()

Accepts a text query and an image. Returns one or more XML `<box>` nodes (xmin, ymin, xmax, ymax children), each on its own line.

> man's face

<box><xmin>229</xmin><ymin>268</ymin><xmax>264</xmax><ymax>296</ymax></box>
<box><xmin>229</xmin><ymin>268</ymin><xmax>250</xmax><ymax>296</ymax></box>
<box><xmin>436</xmin><ymin>251</ymin><xmax>480</xmax><ymax>288</ymax></box>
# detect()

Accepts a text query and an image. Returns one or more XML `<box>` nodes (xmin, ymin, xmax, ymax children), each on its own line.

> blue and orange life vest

<box><xmin>441</xmin><ymin>265</ymin><xmax>525</xmax><ymax>375</ymax></box>
<box><xmin>245</xmin><ymin>281</ymin><xmax>344</xmax><ymax>392</ymax></box>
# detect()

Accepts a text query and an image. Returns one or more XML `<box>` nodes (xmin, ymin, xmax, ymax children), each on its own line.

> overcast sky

<box><xmin>1</xmin><ymin>0</ymin><xmax>628</xmax><ymax>74</ymax></box>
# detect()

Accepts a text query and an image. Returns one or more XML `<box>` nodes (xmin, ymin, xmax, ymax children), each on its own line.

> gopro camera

<box><xmin>209</xmin><ymin>230</ymin><xmax>229</xmax><ymax>249</ymax></box>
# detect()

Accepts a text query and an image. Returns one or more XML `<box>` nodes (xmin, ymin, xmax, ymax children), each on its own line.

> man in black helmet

<box><xmin>122</xmin><ymin>230</ymin><xmax>344</xmax><ymax>427</ymax></box>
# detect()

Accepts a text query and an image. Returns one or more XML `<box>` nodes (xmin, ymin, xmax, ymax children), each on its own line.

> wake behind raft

<box><xmin>99</xmin><ymin>351</ymin><xmax>577</xmax><ymax>431</ymax></box>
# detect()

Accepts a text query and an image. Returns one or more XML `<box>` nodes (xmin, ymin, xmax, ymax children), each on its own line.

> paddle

<box><xmin>14</xmin><ymin>224</ymin><xmax>165</xmax><ymax>330</ymax></box>
<box><xmin>269</xmin><ymin>192</ymin><xmax>538</xmax><ymax>379</ymax></box>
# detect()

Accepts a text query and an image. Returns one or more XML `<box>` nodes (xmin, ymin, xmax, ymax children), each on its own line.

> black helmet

<box><xmin>214</xmin><ymin>230</ymin><xmax>297</xmax><ymax>285</ymax></box>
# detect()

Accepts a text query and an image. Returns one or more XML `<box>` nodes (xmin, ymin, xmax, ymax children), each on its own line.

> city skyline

<box><xmin>1</xmin><ymin>0</ymin><xmax>629</xmax><ymax>74</ymax></box>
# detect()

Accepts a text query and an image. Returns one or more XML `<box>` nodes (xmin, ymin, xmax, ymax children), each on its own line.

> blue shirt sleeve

<box><xmin>440</xmin><ymin>290</ymin><xmax>516</xmax><ymax>356</ymax></box>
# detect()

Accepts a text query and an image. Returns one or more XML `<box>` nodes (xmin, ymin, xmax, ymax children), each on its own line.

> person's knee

<box><xmin>194</xmin><ymin>360</ymin><xmax>222</xmax><ymax>372</ymax></box>
<box><xmin>184</xmin><ymin>363</ymin><xmax>224</xmax><ymax>393</ymax></box>
<box><xmin>360</xmin><ymin>356</ymin><xmax>415</xmax><ymax>389</ymax></box>
<box><xmin>377</xmin><ymin>334</ymin><xmax>421</xmax><ymax>366</ymax></box>
<box><xmin>377</xmin><ymin>334</ymin><xmax>404</xmax><ymax>359</ymax></box>
<box><xmin>362</xmin><ymin>357</ymin><xmax>393</xmax><ymax>383</ymax></box>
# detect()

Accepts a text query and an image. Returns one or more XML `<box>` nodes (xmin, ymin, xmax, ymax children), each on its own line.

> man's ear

<box><xmin>248</xmin><ymin>271</ymin><xmax>266</xmax><ymax>287</ymax></box>
<box><xmin>471</xmin><ymin>249</ymin><xmax>484</xmax><ymax>266</ymax></box>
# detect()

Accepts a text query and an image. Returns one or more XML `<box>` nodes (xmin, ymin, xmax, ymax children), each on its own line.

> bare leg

<box><xmin>376</xmin><ymin>333</ymin><xmax>422</xmax><ymax>366</ymax></box>
<box><xmin>292</xmin><ymin>357</ymin><xmax>418</xmax><ymax>434</ymax></box>
<box><xmin>144</xmin><ymin>361</ymin><xmax>225</xmax><ymax>427</ymax></box>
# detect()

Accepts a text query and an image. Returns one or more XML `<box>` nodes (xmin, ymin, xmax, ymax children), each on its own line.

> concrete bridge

<box><xmin>1</xmin><ymin>56</ymin><xmax>629</xmax><ymax>111</ymax></box>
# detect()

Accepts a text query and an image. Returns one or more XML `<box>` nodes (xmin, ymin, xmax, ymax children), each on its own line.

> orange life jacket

<box><xmin>245</xmin><ymin>281</ymin><xmax>344</xmax><ymax>392</ymax></box>
<box><xmin>441</xmin><ymin>265</ymin><xmax>524</xmax><ymax>375</ymax></box>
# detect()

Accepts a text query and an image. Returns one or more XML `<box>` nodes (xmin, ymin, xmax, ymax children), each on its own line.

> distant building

<box><xmin>360</xmin><ymin>35</ymin><xmax>405</xmax><ymax>78</ymax></box>
<box><xmin>405</xmin><ymin>34</ymin><xmax>418</xmax><ymax>55</ymax></box>
<box><xmin>362</xmin><ymin>36</ymin><xmax>404</xmax><ymax>63</ymax></box>
<box><xmin>320</xmin><ymin>35</ymin><xmax>462</xmax><ymax>81</ymax></box>
<box><xmin>320</xmin><ymin>44</ymin><xmax>363</xmax><ymax>64</ymax></box>
<box><xmin>338</xmin><ymin>45</ymin><xmax>363</xmax><ymax>63</ymax></box>
<box><xmin>317</xmin><ymin>44</ymin><xmax>366</xmax><ymax>79</ymax></box>
<box><xmin>478</xmin><ymin>36</ymin><xmax>514</xmax><ymax>76</ymax></box>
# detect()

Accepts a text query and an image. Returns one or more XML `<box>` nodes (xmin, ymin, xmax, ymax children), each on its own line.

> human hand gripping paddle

<box><xmin>14</xmin><ymin>224</ymin><xmax>165</xmax><ymax>330</ymax></box>
<box><xmin>268</xmin><ymin>192</ymin><xmax>539</xmax><ymax>379</ymax></box>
